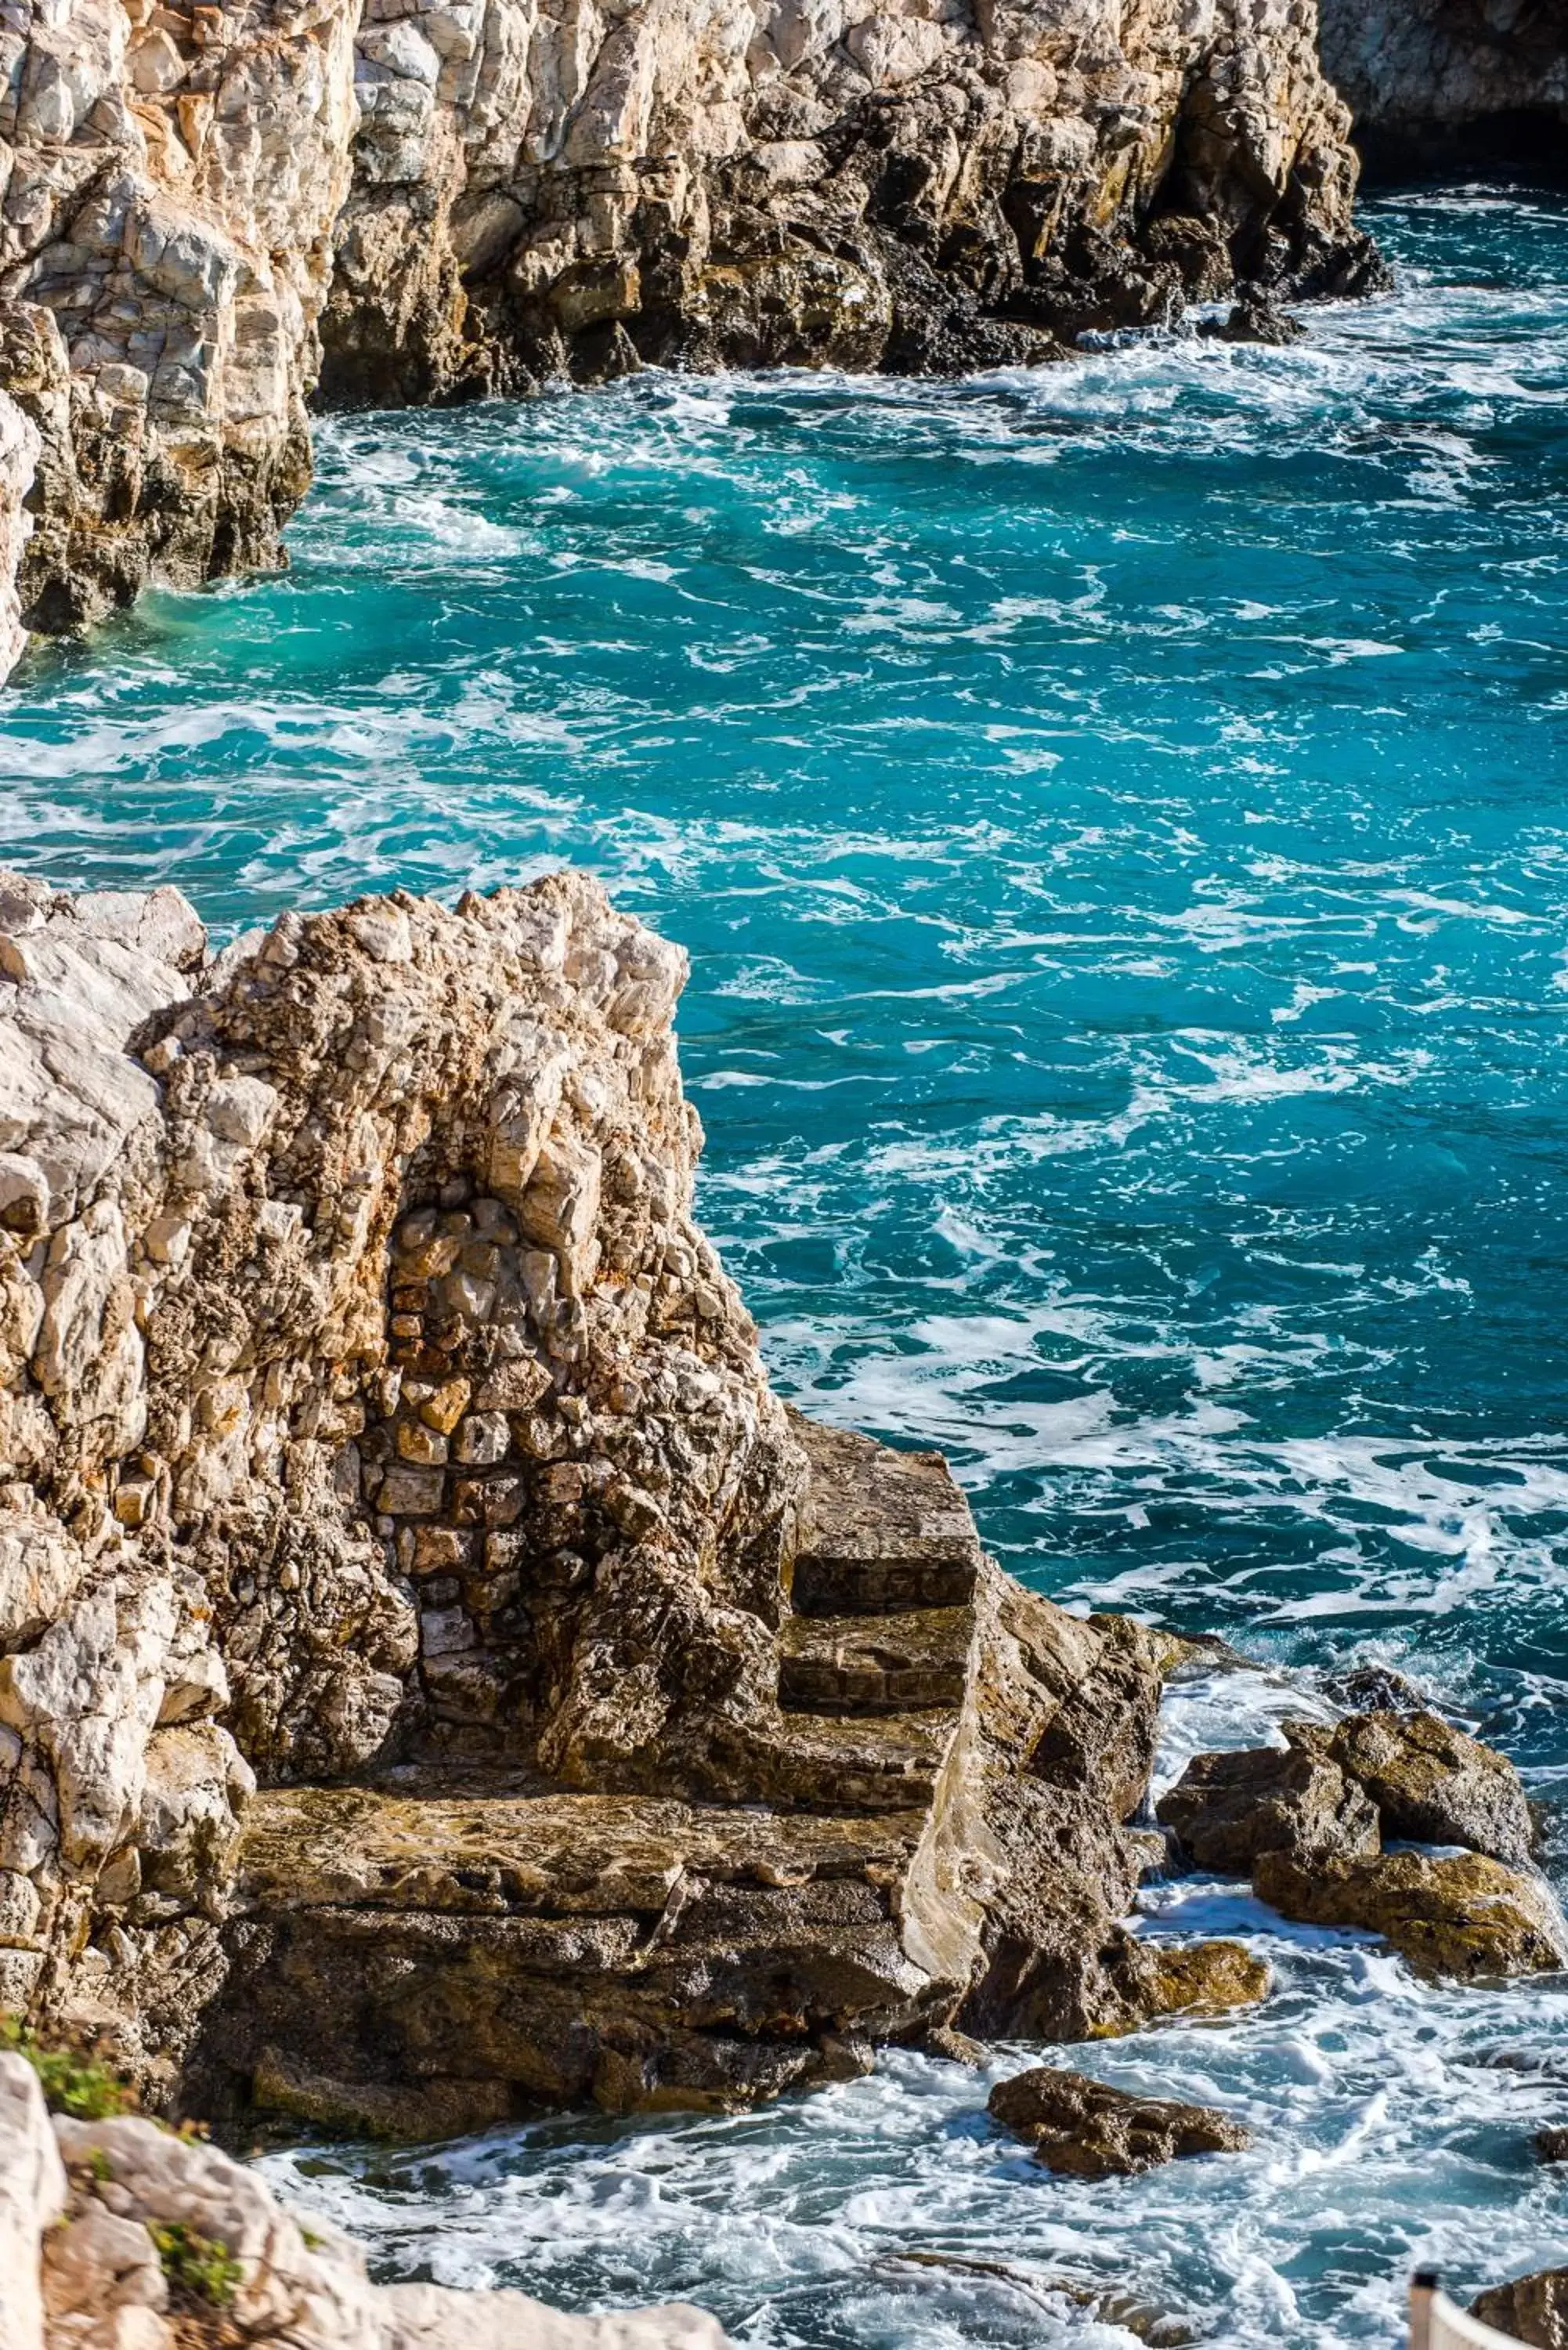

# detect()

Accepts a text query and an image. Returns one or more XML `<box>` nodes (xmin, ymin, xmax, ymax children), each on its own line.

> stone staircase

<box><xmin>194</xmin><ymin>1412</ymin><xmax>1141</xmax><ymax>2136</ymax></box>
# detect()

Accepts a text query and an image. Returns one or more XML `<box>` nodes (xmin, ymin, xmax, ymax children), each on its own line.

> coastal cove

<box><xmin>2</xmin><ymin>181</ymin><xmax>1567</xmax><ymax>2350</ymax></box>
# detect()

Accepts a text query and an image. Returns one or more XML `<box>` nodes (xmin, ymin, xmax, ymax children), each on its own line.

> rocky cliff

<box><xmin>1317</xmin><ymin>1</ymin><xmax>1568</xmax><ymax>179</ymax></box>
<box><xmin>0</xmin><ymin>868</ymin><xmax>1233</xmax><ymax>2131</ymax></box>
<box><xmin>0</xmin><ymin>0</ymin><xmax>1382</xmax><ymax>675</ymax></box>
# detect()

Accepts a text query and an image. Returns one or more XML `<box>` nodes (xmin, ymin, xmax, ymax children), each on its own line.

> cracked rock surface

<box><xmin>0</xmin><ymin>0</ymin><xmax>1385</xmax><ymax>674</ymax></box>
<box><xmin>0</xmin><ymin>869</ymin><xmax>1188</xmax><ymax>2131</ymax></box>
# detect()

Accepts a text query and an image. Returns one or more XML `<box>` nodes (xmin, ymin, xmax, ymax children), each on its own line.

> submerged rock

<box><xmin>1252</xmin><ymin>1849</ymin><xmax>1568</xmax><ymax>1982</ymax></box>
<box><xmin>1471</xmin><ymin>2265</ymin><xmax>1568</xmax><ymax>2350</ymax></box>
<box><xmin>987</xmin><ymin>2064</ymin><xmax>1252</xmax><ymax>2179</ymax></box>
<box><xmin>1157</xmin><ymin>1737</ymin><xmax>1379</xmax><ymax>1873</ymax></box>
<box><xmin>1535</xmin><ymin>2127</ymin><xmax>1568</xmax><ymax>2165</ymax></box>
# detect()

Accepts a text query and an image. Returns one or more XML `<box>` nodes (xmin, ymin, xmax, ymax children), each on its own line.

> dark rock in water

<box><xmin>969</xmin><ymin>1917</ymin><xmax>1269</xmax><ymax>2045</ymax></box>
<box><xmin>1328</xmin><ymin>1710</ymin><xmax>1536</xmax><ymax>1867</ymax></box>
<box><xmin>1252</xmin><ymin>1849</ymin><xmax>1568</xmax><ymax>1982</ymax></box>
<box><xmin>1157</xmin><ymin>1738</ymin><xmax>1378</xmax><ymax>1874</ymax></box>
<box><xmin>1536</xmin><ymin>2126</ymin><xmax>1568</xmax><ymax>2164</ymax></box>
<box><xmin>987</xmin><ymin>2065</ymin><xmax>1251</xmax><ymax>2179</ymax></box>
<box><xmin>883</xmin><ymin>2252</ymin><xmax>1196</xmax><ymax>2347</ymax></box>
<box><xmin>1203</xmin><ymin>297</ymin><xmax>1307</xmax><ymax>345</ymax></box>
<box><xmin>1472</xmin><ymin>2265</ymin><xmax>1568</xmax><ymax>2350</ymax></box>
<box><xmin>1324</xmin><ymin>1665</ymin><xmax>1425</xmax><ymax>1714</ymax></box>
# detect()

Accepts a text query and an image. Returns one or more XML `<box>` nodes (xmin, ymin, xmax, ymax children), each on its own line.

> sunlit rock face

<box><xmin>1318</xmin><ymin>0</ymin><xmax>1568</xmax><ymax>179</ymax></box>
<box><xmin>320</xmin><ymin>0</ymin><xmax>1381</xmax><ymax>403</ymax></box>
<box><xmin>0</xmin><ymin>0</ymin><xmax>1382</xmax><ymax>677</ymax></box>
<box><xmin>0</xmin><ymin>870</ymin><xmax>1176</xmax><ymax>2128</ymax></box>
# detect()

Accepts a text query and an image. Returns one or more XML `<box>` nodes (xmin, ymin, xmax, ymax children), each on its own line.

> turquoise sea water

<box><xmin>5</xmin><ymin>186</ymin><xmax>1567</xmax><ymax>2347</ymax></box>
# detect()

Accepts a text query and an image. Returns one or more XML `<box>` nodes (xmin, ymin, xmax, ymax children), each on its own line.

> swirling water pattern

<box><xmin>3</xmin><ymin>188</ymin><xmax>1566</xmax><ymax>2347</ymax></box>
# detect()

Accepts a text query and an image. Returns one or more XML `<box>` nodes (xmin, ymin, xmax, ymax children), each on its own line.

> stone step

<box><xmin>213</xmin><ymin>1775</ymin><xmax>958</xmax><ymax>2126</ymax></box>
<box><xmin>779</xmin><ymin>1607</ymin><xmax>974</xmax><ymax>1716</ymax></box>
<box><xmin>788</xmin><ymin>1412</ymin><xmax>983</xmax><ymax>1618</ymax></box>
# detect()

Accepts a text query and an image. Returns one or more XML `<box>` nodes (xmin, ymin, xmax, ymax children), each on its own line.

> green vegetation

<box><xmin>0</xmin><ymin>2016</ymin><xmax>135</xmax><ymax>2120</ymax></box>
<box><xmin>150</xmin><ymin>2221</ymin><xmax>243</xmax><ymax>2308</ymax></box>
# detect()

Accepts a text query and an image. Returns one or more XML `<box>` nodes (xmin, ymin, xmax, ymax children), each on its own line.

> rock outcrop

<box><xmin>1252</xmin><ymin>1849</ymin><xmax>1568</xmax><ymax>1983</ymax></box>
<box><xmin>1159</xmin><ymin>1710</ymin><xmax>1536</xmax><ymax>1874</ymax></box>
<box><xmin>1318</xmin><ymin>1</ymin><xmax>1568</xmax><ymax>180</ymax></box>
<box><xmin>1472</xmin><ymin>2263</ymin><xmax>1568</xmax><ymax>2350</ymax></box>
<box><xmin>0</xmin><ymin>0</ymin><xmax>1385</xmax><ymax>678</ymax></box>
<box><xmin>0</xmin><ymin>867</ymin><xmax>1212</xmax><ymax>2131</ymax></box>
<box><xmin>987</xmin><ymin>2063</ymin><xmax>1251</xmax><ymax>2179</ymax></box>
<box><xmin>0</xmin><ymin>0</ymin><xmax>358</xmax><ymax>641</ymax></box>
<box><xmin>1157</xmin><ymin>1737</ymin><xmax>1379</xmax><ymax>1874</ymax></box>
<box><xmin>0</xmin><ymin>2047</ymin><xmax>731</xmax><ymax>2350</ymax></box>
<box><xmin>1162</xmin><ymin>1712</ymin><xmax>1563</xmax><ymax>1983</ymax></box>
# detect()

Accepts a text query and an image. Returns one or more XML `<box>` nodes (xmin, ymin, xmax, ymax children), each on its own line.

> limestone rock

<box><xmin>1157</xmin><ymin>1738</ymin><xmax>1379</xmax><ymax>1875</ymax></box>
<box><xmin>1072</xmin><ymin>1932</ymin><xmax>1271</xmax><ymax>2039</ymax></box>
<box><xmin>0</xmin><ymin>873</ymin><xmax>1168</xmax><ymax>2120</ymax></box>
<box><xmin>1252</xmin><ymin>1849</ymin><xmax>1568</xmax><ymax>1983</ymax></box>
<box><xmin>1328</xmin><ymin>1710</ymin><xmax>1536</xmax><ymax>1867</ymax></box>
<box><xmin>1471</xmin><ymin>2266</ymin><xmax>1568</xmax><ymax>2350</ymax></box>
<box><xmin>0</xmin><ymin>2054</ymin><xmax>67</xmax><ymax>2350</ymax></box>
<box><xmin>987</xmin><ymin>2064</ymin><xmax>1251</xmax><ymax>2179</ymax></box>
<box><xmin>1319</xmin><ymin>1</ymin><xmax>1568</xmax><ymax>178</ymax></box>
<box><xmin>0</xmin><ymin>1</ymin><xmax>1387</xmax><ymax>673</ymax></box>
<box><xmin>0</xmin><ymin>2081</ymin><xmax>732</xmax><ymax>2350</ymax></box>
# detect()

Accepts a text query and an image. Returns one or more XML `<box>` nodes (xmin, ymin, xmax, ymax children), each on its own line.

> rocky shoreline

<box><xmin>0</xmin><ymin>0</ymin><xmax>1393</xmax><ymax>677</ymax></box>
<box><xmin>0</xmin><ymin>0</ymin><xmax>1559</xmax><ymax>679</ymax></box>
<box><xmin>1</xmin><ymin>869</ymin><xmax>1566</xmax><ymax>2345</ymax></box>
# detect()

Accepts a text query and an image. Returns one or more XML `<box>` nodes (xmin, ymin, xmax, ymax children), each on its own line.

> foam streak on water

<box><xmin>5</xmin><ymin>188</ymin><xmax>1568</xmax><ymax>2346</ymax></box>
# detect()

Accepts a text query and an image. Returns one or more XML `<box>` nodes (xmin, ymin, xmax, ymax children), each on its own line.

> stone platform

<box><xmin>196</xmin><ymin>1418</ymin><xmax>1162</xmax><ymax>2133</ymax></box>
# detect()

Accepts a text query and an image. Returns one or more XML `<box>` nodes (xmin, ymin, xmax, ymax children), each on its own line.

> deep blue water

<box><xmin>5</xmin><ymin>187</ymin><xmax>1567</xmax><ymax>2348</ymax></box>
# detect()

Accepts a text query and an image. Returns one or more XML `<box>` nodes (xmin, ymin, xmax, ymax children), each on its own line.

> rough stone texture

<box><xmin>1319</xmin><ymin>0</ymin><xmax>1568</xmax><ymax>180</ymax></box>
<box><xmin>0</xmin><ymin>870</ymin><xmax>1169</xmax><ymax>2125</ymax></box>
<box><xmin>0</xmin><ymin>0</ymin><xmax>358</xmax><ymax>645</ymax></box>
<box><xmin>1252</xmin><ymin>1849</ymin><xmax>1568</xmax><ymax>1983</ymax></box>
<box><xmin>987</xmin><ymin>2063</ymin><xmax>1251</xmax><ymax>2179</ymax></box>
<box><xmin>1472</xmin><ymin>2266</ymin><xmax>1568</xmax><ymax>2350</ymax></box>
<box><xmin>0</xmin><ymin>2049</ymin><xmax>730</xmax><ymax>2350</ymax></box>
<box><xmin>0</xmin><ymin>2052</ymin><xmax>67</xmax><ymax>2350</ymax></box>
<box><xmin>1157</xmin><ymin>1734</ymin><xmax>1379</xmax><ymax>1874</ymax></box>
<box><xmin>1328</xmin><ymin>1709</ymin><xmax>1537</xmax><ymax>1868</ymax></box>
<box><xmin>0</xmin><ymin>0</ymin><xmax>1384</xmax><ymax>677</ymax></box>
<box><xmin>322</xmin><ymin>0</ymin><xmax>1383</xmax><ymax>409</ymax></box>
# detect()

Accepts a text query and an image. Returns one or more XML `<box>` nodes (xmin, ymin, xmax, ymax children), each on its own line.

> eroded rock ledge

<box><xmin>0</xmin><ymin>866</ymin><xmax>1223</xmax><ymax>2133</ymax></box>
<box><xmin>0</xmin><ymin>0</ymin><xmax>1386</xmax><ymax>671</ymax></box>
<box><xmin>1317</xmin><ymin>1</ymin><xmax>1568</xmax><ymax>182</ymax></box>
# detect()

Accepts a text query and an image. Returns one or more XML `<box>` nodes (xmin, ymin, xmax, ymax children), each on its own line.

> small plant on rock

<box><xmin>0</xmin><ymin>2015</ymin><xmax>136</xmax><ymax>2120</ymax></box>
<box><xmin>151</xmin><ymin>2221</ymin><xmax>243</xmax><ymax>2308</ymax></box>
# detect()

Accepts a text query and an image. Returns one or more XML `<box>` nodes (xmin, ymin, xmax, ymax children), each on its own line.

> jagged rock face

<box><xmin>322</xmin><ymin>0</ymin><xmax>1382</xmax><ymax>404</ymax></box>
<box><xmin>0</xmin><ymin>0</ymin><xmax>359</xmax><ymax>638</ymax></box>
<box><xmin>1473</xmin><ymin>2265</ymin><xmax>1568</xmax><ymax>2350</ymax></box>
<box><xmin>0</xmin><ymin>872</ymin><xmax>1176</xmax><ymax>2124</ymax></box>
<box><xmin>0</xmin><ymin>0</ymin><xmax>1382</xmax><ymax>674</ymax></box>
<box><xmin>0</xmin><ymin>870</ymin><xmax>799</xmax><ymax>2054</ymax></box>
<box><xmin>1318</xmin><ymin>0</ymin><xmax>1568</xmax><ymax>177</ymax></box>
